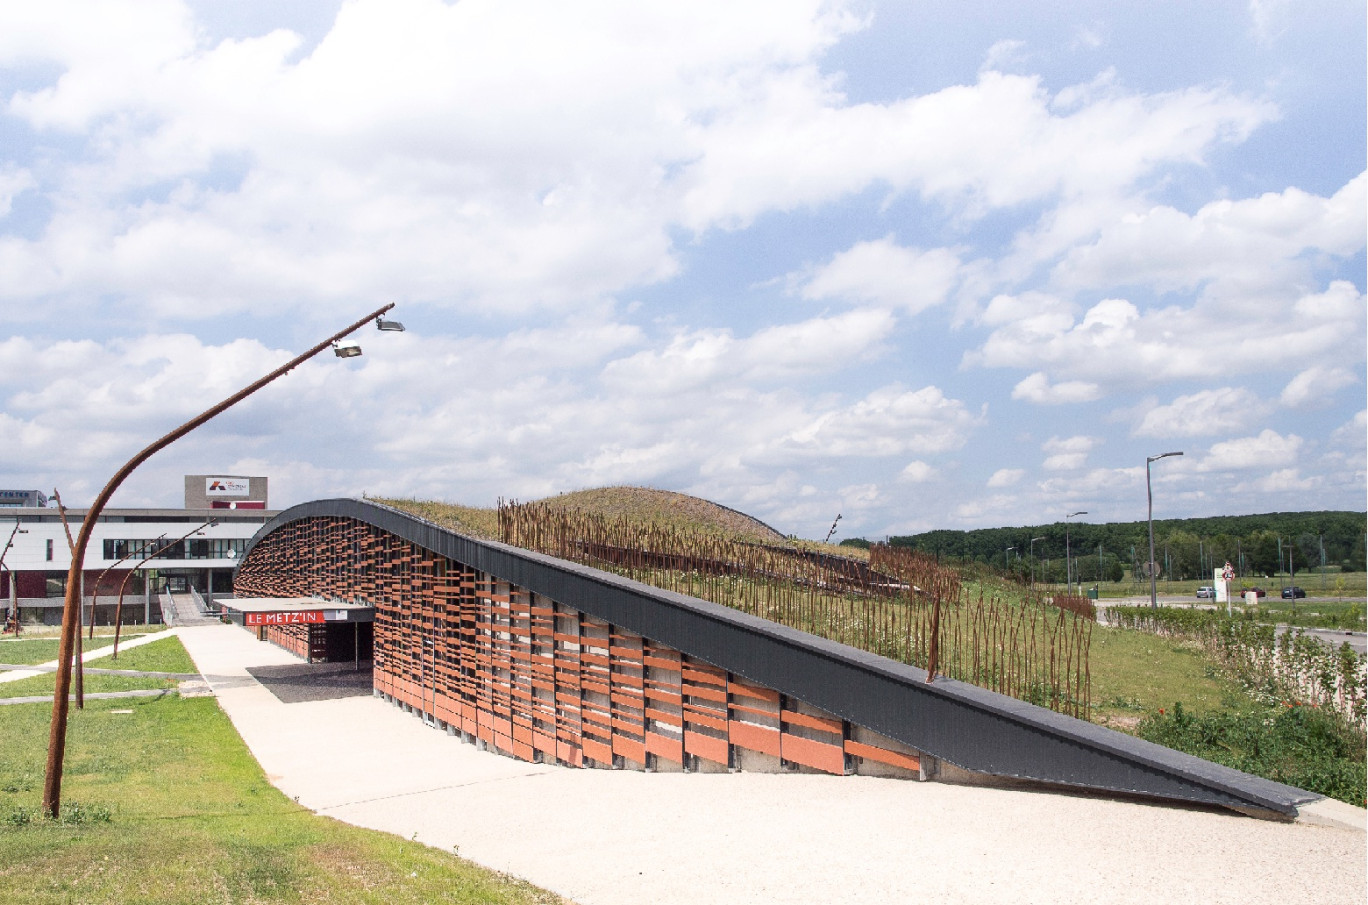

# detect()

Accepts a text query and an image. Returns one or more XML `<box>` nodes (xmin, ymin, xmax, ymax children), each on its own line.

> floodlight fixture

<box><xmin>376</xmin><ymin>316</ymin><xmax>406</xmax><ymax>332</ymax></box>
<box><xmin>333</xmin><ymin>340</ymin><xmax>363</xmax><ymax>358</ymax></box>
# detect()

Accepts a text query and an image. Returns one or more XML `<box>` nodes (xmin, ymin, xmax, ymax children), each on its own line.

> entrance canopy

<box><xmin>221</xmin><ymin>596</ymin><xmax>374</xmax><ymax>624</ymax></box>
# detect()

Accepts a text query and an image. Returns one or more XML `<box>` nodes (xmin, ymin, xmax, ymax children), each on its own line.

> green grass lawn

<box><xmin>85</xmin><ymin>636</ymin><xmax>197</xmax><ymax>674</ymax></box>
<box><xmin>0</xmin><ymin>637</ymin><xmax>196</xmax><ymax>700</ymax></box>
<box><xmin>0</xmin><ymin>695</ymin><xmax>568</xmax><ymax>904</ymax></box>
<box><xmin>0</xmin><ymin>672</ymin><xmax>179</xmax><ymax>699</ymax></box>
<box><xmin>1088</xmin><ymin>624</ymin><xmax>1248</xmax><ymax>725</ymax></box>
<box><xmin>0</xmin><ymin>627</ymin><xmax>167</xmax><ymax>667</ymax></box>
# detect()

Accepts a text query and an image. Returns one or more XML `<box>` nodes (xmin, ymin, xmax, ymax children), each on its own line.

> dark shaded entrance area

<box><xmin>246</xmin><ymin>662</ymin><xmax>373</xmax><ymax>704</ymax></box>
<box><xmin>324</xmin><ymin>621</ymin><xmax>373</xmax><ymax>663</ymax></box>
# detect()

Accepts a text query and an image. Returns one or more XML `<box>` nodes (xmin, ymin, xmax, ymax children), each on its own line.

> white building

<box><xmin>0</xmin><ymin>477</ymin><xmax>275</xmax><ymax>627</ymax></box>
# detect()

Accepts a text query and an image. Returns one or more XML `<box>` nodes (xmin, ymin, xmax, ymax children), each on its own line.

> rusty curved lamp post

<box><xmin>42</xmin><ymin>302</ymin><xmax>400</xmax><ymax>818</ymax></box>
<box><xmin>110</xmin><ymin>521</ymin><xmax>215</xmax><ymax>658</ymax></box>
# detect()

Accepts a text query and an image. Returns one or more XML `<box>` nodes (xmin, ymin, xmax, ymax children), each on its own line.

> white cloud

<box><xmin>953</xmin><ymin>493</ymin><xmax>1020</xmax><ymax>523</ymax></box>
<box><xmin>0</xmin><ymin>3</ymin><xmax>1360</xmax><ymax>536</ymax></box>
<box><xmin>1232</xmin><ymin>467</ymin><xmax>1318</xmax><ymax>493</ymax></box>
<box><xmin>1248</xmin><ymin>0</ymin><xmax>1292</xmax><ymax>44</ymax></box>
<box><xmin>1330</xmin><ymin>410</ymin><xmax>1367</xmax><ymax>450</ymax></box>
<box><xmin>1054</xmin><ymin>174</ymin><xmax>1366</xmax><ymax>300</ymax></box>
<box><xmin>968</xmin><ymin>281</ymin><xmax>1366</xmax><ymax>390</ymax></box>
<box><xmin>600</xmin><ymin>308</ymin><xmax>894</xmax><ymax>393</ymax></box>
<box><xmin>799</xmin><ymin>237</ymin><xmax>960</xmax><ymax>314</ymax></box>
<box><xmin>899</xmin><ymin>461</ymin><xmax>936</xmax><ymax>483</ymax></box>
<box><xmin>679</xmin><ymin>67</ymin><xmax>1272</xmax><ymax>228</ymax></box>
<box><xmin>986</xmin><ymin>468</ymin><xmax>1023</xmax><ymax>487</ymax></box>
<box><xmin>1198</xmin><ymin>429</ymin><xmax>1302</xmax><ymax>472</ymax></box>
<box><xmin>1280</xmin><ymin>366</ymin><xmax>1358</xmax><ymax>408</ymax></box>
<box><xmin>981</xmin><ymin>39</ymin><xmax>1028</xmax><ymax>73</ymax></box>
<box><xmin>774</xmin><ymin>385</ymin><xmax>981</xmax><ymax>459</ymax></box>
<box><xmin>1133</xmin><ymin>387</ymin><xmax>1266</xmax><ymax>437</ymax></box>
<box><xmin>1036</xmin><ymin>465</ymin><xmax>1143</xmax><ymax>497</ymax></box>
<box><xmin>0</xmin><ymin>167</ymin><xmax>35</xmax><ymax>218</ymax></box>
<box><xmin>1012</xmin><ymin>371</ymin><xmax>1101</xmax><ymax>404</ymax></box>
<box><xmin>1041</xmin><ymin>435</ymin><xmax>1099</xmax><ymax>471</ymax></box>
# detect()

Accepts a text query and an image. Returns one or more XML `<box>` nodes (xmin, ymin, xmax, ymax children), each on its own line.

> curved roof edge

<box><xmin>237</xmin><ymin>497</ymin><xmax>1320</xmax><ymax>817</ymax></box>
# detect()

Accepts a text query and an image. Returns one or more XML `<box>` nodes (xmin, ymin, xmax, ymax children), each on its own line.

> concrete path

<box><xmin>0</xmin><ymin>629</ymin><xmax>178</xmax><ymax>684</ymax></box>
<box><xmin>176</xmin><ymin>622</ymin><xmax>1366</xmax><ymax>905</ymax></box>
<box><xmin>0</xmin><ymin>689</ymin><xmax>172</xmax><ymax>706</ymax></box>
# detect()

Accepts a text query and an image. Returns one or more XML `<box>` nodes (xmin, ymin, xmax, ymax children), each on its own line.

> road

<box><xmin>1098</xmin><ymin>596</ymin><xmax>1366</xmax><ymax>654</ymax></box>
<box><xmin>1278</xmin><ymin>625</ymin><xmax>1367</xmax><ymax>655</ymax></box>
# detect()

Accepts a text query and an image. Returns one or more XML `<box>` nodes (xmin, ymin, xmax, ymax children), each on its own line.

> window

<box><xmin>45</xmin><ymin>571</ymin><xmax>66</xmax><ymax>598</ymax></box>
<box><xmin>99</xmin><ymin>536</ymin><xmax>247</xmax><ymax>561</ymax></box>
<box><xmin>46</xmin><ymin>539</ymin><xmax>53</xmax><ymax>561</ymax></box>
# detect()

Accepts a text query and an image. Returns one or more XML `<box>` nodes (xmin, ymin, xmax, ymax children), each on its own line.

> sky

<box><xmin>0</xmin><ymin>0</ymin><xmax>1363</xmax><ymax>541</ymax></box>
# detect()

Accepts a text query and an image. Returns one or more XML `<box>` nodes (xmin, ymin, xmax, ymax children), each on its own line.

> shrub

<box><xmin>1139</xmin><ymin>702</ymin><xmax>1366</xmax><ymax>806</ymax></box>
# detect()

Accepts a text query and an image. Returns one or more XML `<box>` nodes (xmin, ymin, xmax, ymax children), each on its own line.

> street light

<box><xmin>110</xmin><ymin>521</ymin><xmax>215</xmax><ymax>658</ymax></box>
<box><xmin>1004</xmin><ymin>545</ymin><xmax>1015</xmax><ymax>573</ymax></box>
<box><xmin>1147</xmin><ymin>451</ymin><xmax>1183</xmax><ymax>610</ymax></box>
<box><xmin>88</xmin><ymin>532</ymin><xmax>169</xmax><ymax>638</ymax></box>
<box><xmin>1028</xmin><ymin>536</ymin><xmax>1046</xmax><ymax>592</ymax></box>
<box><xmin>42</xmin><ymin>302</ymin><xmax>403</xmax><ymax>819</ymax></box>
<box><xmin>1065</xmin><ymin>511</ymin><xmax>1087</xmax><ymax>596</ymax></box>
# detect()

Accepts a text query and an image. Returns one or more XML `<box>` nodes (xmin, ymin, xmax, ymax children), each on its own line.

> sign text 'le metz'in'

<box><xmin>244</xmin><ymin>610</ymin><xmax>325</xmax><ymax>626</ymax></box>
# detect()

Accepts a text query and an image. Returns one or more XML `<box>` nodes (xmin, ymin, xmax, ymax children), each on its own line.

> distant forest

<box><xmin>849</xmin><ymin>511</ymin><xmax>1367</xmax><ymax>583</ymax></box>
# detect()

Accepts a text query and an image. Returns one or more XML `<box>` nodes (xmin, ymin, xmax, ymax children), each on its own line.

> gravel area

<box><xmin>178</xmin><ymin>622</ymin><xmax>1366</xmax><ymax>905</ymax></box>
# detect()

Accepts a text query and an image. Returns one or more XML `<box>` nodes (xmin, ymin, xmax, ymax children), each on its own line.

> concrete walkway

<box><xmin>176</xmin><ymin>621</ymin><xmax>1366</xmax><ymax>905</ymax></box>
<box><xmin>0</xmin><ymin>628</ymin><xmax>178</xmax><ymax>684</ymax></box>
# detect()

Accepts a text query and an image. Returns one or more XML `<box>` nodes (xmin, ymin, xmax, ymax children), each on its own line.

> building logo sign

<box><xmin>244</xmin><ymin>610</ymin><xmax>325</xmax><ymax>626</ymax></box>
<box><xmin>206</xmin><ymin>478</ymin><xmax>250</xmax><ymax>497</ymax></box>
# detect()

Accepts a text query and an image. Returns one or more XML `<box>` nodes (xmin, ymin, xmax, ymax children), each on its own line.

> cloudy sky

<box><xmin>0</xmin><ymin>1</ymin><xmax>1363</xmax><ymax>540</ymax></box>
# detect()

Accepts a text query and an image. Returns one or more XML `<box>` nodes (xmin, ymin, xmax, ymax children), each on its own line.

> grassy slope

<box><xmin>0</xmin><ymin>695</ymin><xmax>567</xmax><ymax>904</ymax></box>
<box><xmin>377</xmin><ymin>485</ymin><xmax>787</xmax><ymax>544</ymax></box>
<box><xmin>1089</xmin><ymin>626</ymin><xmax>1246</xmax><ymax>725</ymax></box>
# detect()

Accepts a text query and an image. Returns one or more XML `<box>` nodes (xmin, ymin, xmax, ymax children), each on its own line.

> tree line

<box><xmin>857</xmin><ymin>511</ymin><xmax>1366</xmax><ymax>582</ymax></box>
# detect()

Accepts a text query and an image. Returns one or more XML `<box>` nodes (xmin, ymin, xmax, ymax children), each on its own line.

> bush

<box><xmin>1139</xmin><ymin>702</ymin><xmax>1366</xmax><ymax>806</ymax></box>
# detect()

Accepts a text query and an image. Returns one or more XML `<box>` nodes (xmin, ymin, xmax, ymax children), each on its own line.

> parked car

<box><xmin>1281</xmin><ymin>586</ymin><xmax>1306</xmax><ymax>599</ymax></box>
<box><xmin>1237</xmin><ymin>587</ymin><xmax>1266</xmax><ymax>598</ymax></box>
<box><xmin>1196</xmin><ymin>586</ymin><xmax>1216</xmax><ymax>599</ymax></box>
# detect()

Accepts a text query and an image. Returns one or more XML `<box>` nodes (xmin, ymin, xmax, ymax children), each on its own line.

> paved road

<box><xmin>174</xmin><ymin>621</ymin><xmax>1365</xmax><ymax>905</ymax></box>
<box><xmin>1278</xmin><ymin>625</ymin><xmax>1367</xmax><ymax>655</ymax></box>
<box><xmin>1098</xmin><ymin>599</ymin><xmax>1367</xmax><ymax>654</ymax></box>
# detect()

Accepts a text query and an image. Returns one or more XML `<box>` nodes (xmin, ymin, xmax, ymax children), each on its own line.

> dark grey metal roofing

<box><xmin>237</xmin><ymin>498</ymin><xmax>1321</xmax><ymax>817</ymax></box>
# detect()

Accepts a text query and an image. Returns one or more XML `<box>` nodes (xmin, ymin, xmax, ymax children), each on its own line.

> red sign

<box><xmin>245</xmin><ymin>610</ymin><xmax>325</xmax><ymax>626</ymax></box>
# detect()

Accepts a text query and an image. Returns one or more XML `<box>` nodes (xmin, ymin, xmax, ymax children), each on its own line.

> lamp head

<box><xmin>376</xmin><ymin>316</ymin><xmax>406</xmax><ymax>332</ymax></box>
<box><xmin>333</xmin><ymin>340</ymin><xmax>363</xmax><ymax>358</ymax></box>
